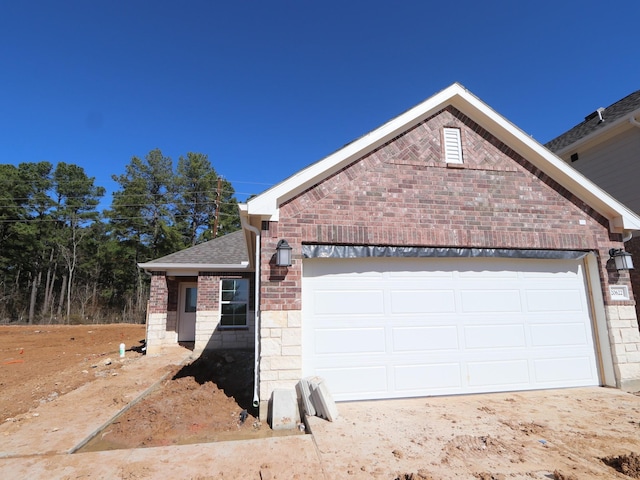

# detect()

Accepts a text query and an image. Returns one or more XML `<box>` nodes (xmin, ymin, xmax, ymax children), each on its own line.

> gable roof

<box><xmin>138</xmin><ymin>229</ymin><xmax>250</xmax><ymax>274</ymax></box>
<box><xmin>244</xmin><ymin>83</ymin><xmax>640</xmax><ymax>234</ymax></box>
<box><xmin>545</xmin><ymin>89</ymin><xmax>640</xmax><ymax>154</ymax></box>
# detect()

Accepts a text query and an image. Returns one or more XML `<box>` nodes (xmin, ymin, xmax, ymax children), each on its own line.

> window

<box><xmin>220</xmin><ymin>279</ymin><xmax>249</xmax><ymax>326</ymax></box>
<box><xmin>184</xmin><ymin>287</ymin><xmax>197</xmax><ymax>313</ymax></box>
<box><xmin>443</xmin><ymin>127</ymin><xmax>463</xmax><ymax>164</ymax></box>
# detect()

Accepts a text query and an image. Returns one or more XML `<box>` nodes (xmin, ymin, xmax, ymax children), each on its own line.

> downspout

<box><xmin>630</xmin><ymin>116</ymin><xmax>640</xmax><ymax>129</ymax></box>
<box><xmin>241</xmin><ymin>216</ymin><xmax>261</xmax><ymax>409</ymax></box>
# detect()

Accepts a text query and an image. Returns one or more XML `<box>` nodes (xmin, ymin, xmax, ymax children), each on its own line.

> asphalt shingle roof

<box><xmin>545</xmin><ymin>89</ymin><xmax>640</xmax><ymax>153</ymax></box>
<box><xmin>145</xmin><ymin>229</ymin><xmax>248</xmax><ymax>266</ymax></box>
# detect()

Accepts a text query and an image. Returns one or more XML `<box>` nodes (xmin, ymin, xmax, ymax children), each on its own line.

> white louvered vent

<box><xmin>443</xmin><ymin>127</ymin><xmax>463</xmax><ymax>164</ymax></box>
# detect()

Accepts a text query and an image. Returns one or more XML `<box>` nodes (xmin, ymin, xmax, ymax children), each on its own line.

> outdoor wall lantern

<box><xmin>276</xmin><ymin>239</ymin><xmax>293</xmax><ymax>267</ymax></box>
<box><xmin>609</xmin><ymin>248</ymin><xmax>634</xmax><ymax>271</ymax></box>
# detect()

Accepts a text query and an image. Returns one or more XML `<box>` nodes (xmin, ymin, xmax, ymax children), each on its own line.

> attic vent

<box><xmin>443</xmin><ymin>127</ymin><xmax>463</xmax><ymax>164</ymax></box>
<box><xmin>584</xmin><ymin>107</ymin><xmax>605</xmax><ymax>123</ymax></box>
<box><xmin>570</xmin><ymin>152</ymin><xmax>579</xmax><ymax>162</ymax></box>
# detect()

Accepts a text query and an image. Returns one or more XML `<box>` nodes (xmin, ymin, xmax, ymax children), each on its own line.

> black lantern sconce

<box><xmin>275</xmin><ymin>239</ymin><xmax>293</xmax><ymax>267</ymax></box>
<box><xmin>609</xmin><ymin>248</ymin><xmax>634</xmax><ymax>271</ymax></box>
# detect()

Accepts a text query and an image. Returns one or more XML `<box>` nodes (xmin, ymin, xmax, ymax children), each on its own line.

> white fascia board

<box><xmin>138</xmin><ymin>263</ymin><xmax>251</xmax><ymax>275</ymax></box>
<box><xmin>248</xmin><ymin>83</ymin><xmax>640</xmax><ymax>233</ymax></box>
<box><xmin>455</xmin><ymin>92</ymin><xmax>640</xmax><ymax>233</ymax></box>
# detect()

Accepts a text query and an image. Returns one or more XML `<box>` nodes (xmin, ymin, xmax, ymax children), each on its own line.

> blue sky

<box><xmin>2</xmin><ymin>1</ymin><xmax>639</xmax><ymax>207</ymax></box>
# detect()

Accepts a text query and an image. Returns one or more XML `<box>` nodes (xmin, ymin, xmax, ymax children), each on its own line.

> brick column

<box><xmin>146</xmin><ymin>273</ymin><xmax>168</xmax><ymax>354</ymax></box>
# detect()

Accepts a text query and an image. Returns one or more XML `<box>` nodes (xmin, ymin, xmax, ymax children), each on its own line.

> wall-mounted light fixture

<box><xmin>609</xmin><ymin>248</ymin><xmax>634</xmax><ymax>271</ymax></box>
<box><xmin>275</xmin><ymin>239</ymin><xmax>293</xmax><ymax>267</ymax></box>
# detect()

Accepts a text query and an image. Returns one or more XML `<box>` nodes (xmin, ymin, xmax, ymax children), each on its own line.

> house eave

<box><xmin>552</xmin><ymin>108</ymin><xmax>640</xmax><ymax>157</ymax></box>
<box><xmin>137</xmin><ymin>262</ymin><xmax>252</xmax><ymax>276</ymax></box>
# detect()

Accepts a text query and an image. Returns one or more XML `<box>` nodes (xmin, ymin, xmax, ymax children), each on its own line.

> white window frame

<box><xmin>219</xmin><ymin>278</ymin><xmax>249</xmax><ymax>327</ymax></box>
<box><xmin>443</xmin><ymin>127</ymin><xmax>464</xmax><ymax>164</ymax></box>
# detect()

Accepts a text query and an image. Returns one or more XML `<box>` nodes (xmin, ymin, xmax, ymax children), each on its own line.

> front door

<box><xmin>178</xmin><ymin>283</ymin><xmax>197</xmax><ymax>342</ymax></box>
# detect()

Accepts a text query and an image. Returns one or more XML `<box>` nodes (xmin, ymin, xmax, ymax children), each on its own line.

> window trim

<box><xmin>219</xmin><ymin>278</ymin><xmax>249</xmax><ymax>328</ymax></box>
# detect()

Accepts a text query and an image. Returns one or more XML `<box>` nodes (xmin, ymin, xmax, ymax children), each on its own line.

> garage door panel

<box><xmin>526</xmin><ymin>289</ymin><xmax>583</xmax><ymax>312</ymax></box>
<box><xmin>464</xmin><ymin>324</ymin><xmax>526</xmax><ymax>349</ymax></box>
<box><xmin>388</xmin><ymin>269</ymin><xmax>454</xmax><ymax>279</ymax></box>
<box><xmin>302</xmin><ymin>257</ymin><xmax>599</xmax><ymax>401</ymax></box>
<box><xmin>522</xmin><ymin>265</ymin><xmax>579</xmax><ymax>278</ymax></box>
<box><xmin>390</xmin><ymin>290</ymin><xmax>456</xmax><ymax>314</ymax></box>
<box><xmin>315</xmin><ymin>366</ymin><xmax>388</xmax><ymax>398</ymax></box>
<box><xmin>314</xmin><ymin>327</ymin><xmax>385</xmax><ymax>354</ymax></box>
<box><xmin>394</xmin><ymin>363</ymin><xmax>462</xmax><ymax>391</ymax></box>
<box><xmin>392</xmin><ymin>326</ymin><xmax>459</xmax><ymax>352</ymax></box>
<box><xmin>460</xmin><ymin>290</ymin><xmax>522</xmax><ymax>313</ymax></box>
<box><xmin>458</xmin><ymin>268</ymin><xmax>519</xmax><ymax>279</ymax></box>
<box><xmin>314</xmin><ymin>290</ymin><xmax>384</xmax><ymax>315</ymax></box>
<box><xmin>533</xmin><ymin>357</ymin><xmax>596</xmax><ymax>383</ymax></box>
<box><xmin>467</xmin><ymin>360</ymin><xmax>530</xmax><ymax>387</ymax></box>
<box><xmin>530</xmin><ymin>323</ymin><xmax>590</xmax><ymax>347</ymax></box>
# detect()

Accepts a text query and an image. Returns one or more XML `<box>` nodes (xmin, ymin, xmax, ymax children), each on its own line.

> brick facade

<box><xmin>257</xmin><ymin>106</ymin><xmax>640</xmax><ymax>416</ymax></box>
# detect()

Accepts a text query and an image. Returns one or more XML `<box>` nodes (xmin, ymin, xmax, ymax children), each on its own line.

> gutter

<box><xmin>241</xmin><ymin>214</ymin><xmax>261</xmax><ymax>409</ymax></box>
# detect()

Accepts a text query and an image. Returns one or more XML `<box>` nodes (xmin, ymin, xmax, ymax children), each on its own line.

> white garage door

<box><xmin>302</xmin><ymin>256</ymin><xmax>600</xmax><ymax>401</ymax></box>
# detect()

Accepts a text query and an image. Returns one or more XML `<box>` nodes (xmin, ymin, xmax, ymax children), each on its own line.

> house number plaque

<box><xmin>609</xmin><ymin>285</ymin><xmax>630</xmax><ymax>301</ymax></box>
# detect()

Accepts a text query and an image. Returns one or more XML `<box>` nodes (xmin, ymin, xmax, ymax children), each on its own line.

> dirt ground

<box><xmin>0</xmin><ymin>324</ymin><xmax>274</xmax><ymax>449</ymax></box>
<box><xmin>0</xmin><ymin>324</ymin><xmax>147</xmax><ymax>421</ymax></box>
<box><xmin>4</xmin><ymin>324</ymin><xmax>640</xmax><ymax>479</ymax></box>
<box><xmin>308</xmin><ymin>388</ymin><xmax>640</xmax><ymax>479</ymax></box>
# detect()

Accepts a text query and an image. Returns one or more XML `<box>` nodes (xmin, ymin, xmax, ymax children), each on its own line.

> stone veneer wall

<box><xmin>607</xmin><ymin>305</ymin><xmax>640</xmax><ymax>391</ymax></box>
<box><xmin>258</xmin><ymin>310</ymin><xmax>302</xmax><ymax>417</ymax></box>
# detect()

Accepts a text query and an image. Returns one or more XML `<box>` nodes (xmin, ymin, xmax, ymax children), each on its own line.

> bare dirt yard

<box><xmin>0</xmin><ymin>324</ymin><xmax>276</xmax><ymax>450</ymax></box>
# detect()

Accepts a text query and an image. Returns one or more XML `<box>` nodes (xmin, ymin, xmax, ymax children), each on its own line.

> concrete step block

<box><xmin>270</xmin><ymin>388</ymin><xmax>300</xmax><ymax>430</ymax></box>
<box><xmin>296</xmin><ymin>379</ymin><xmax>316</xmax><ymax>417</ymax></box>
<box><xmin>310</xmin><ymin>378</ymin><xmax>338</xmax><ymax>422</ymax></box>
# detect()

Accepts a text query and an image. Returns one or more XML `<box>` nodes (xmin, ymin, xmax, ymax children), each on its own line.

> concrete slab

<box><xmin>0</xmin><ymin>435</ymin><xmax>325</xmax><ymax>479</ymax></box>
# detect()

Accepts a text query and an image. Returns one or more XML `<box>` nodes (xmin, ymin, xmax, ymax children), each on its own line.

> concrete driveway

<box><xmin>2</xmin><ymin>347</ymin><xmax>640</xmax><ymax>479</ymax></box>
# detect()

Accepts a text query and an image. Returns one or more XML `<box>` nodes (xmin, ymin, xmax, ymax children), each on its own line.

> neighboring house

<box><xmin>545</xmin><ymin>89</ymin><xmax>640</xmax><ymax>318</ymax></box>
<box><xmin>141</xmin><ymin>83</ymin><xmax>640</xmax><ymax>421</ymax></box>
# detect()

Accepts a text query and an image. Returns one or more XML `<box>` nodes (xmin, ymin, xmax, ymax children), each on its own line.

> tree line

<box><xmin>0</xmin><ymin>149</ymin><xmax>240</xmax><ymax>325</ymax></box>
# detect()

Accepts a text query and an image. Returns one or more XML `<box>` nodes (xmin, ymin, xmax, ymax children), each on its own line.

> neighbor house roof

<box><xmin>138</xmin><ymin>229</ymin><xmax>250</xmax><ymax>274</ymax></box>
<box><xmin>545</xmin><ymin>90</ymin><xmax>640</xmax><ymax>154</ymax></box>
<box><xmin>243</xmin><ymin>82</ymin><xmax>640</xmax><ymax>234</ymax></box>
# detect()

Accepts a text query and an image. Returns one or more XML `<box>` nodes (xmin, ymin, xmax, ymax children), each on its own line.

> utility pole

<box><xmin>212</xmin><ymin>176</ymin><xmax>222</xmax><ymax>238</ymax></box>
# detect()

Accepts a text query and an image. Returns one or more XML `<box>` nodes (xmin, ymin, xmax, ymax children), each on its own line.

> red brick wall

<box><xmin>260</xmin><ymin>106</ymin><xmax>632</xmax><ymax>311</ymax></box>
<box><xmin>149</xmin><ymin>273</ymin><xmax>168</xmax><ymax>314</ymax></box>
